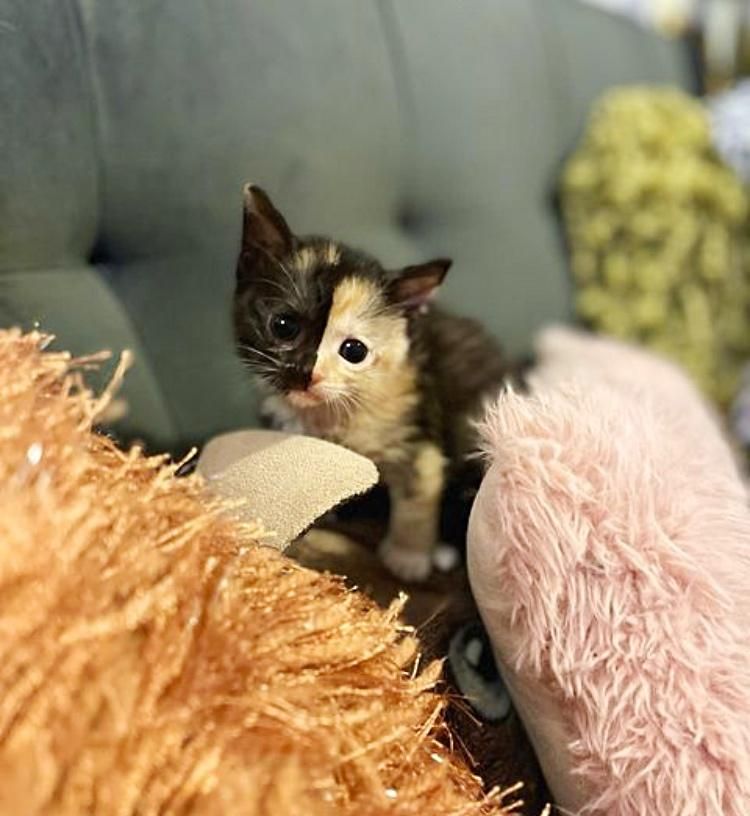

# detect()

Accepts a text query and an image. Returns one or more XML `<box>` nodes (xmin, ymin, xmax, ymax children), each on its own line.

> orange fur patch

<box><xmin>293</xmin><ymin>243</ymin><xmax>340</xmax><ymax>274</ymax></box>
<box><xmin>327</xmin><ymin>276</ymin><xmax>381</xmax><ymax>327</ymax></box>
<box><xmin>293</xmin><ymin>246</ymin><xmax>317</xmax><ymax>274</ymax></box>
<box><xmin>322</xmin><ymin>242</ymin><xmax>340</xmax><ymax>266</ymax></box>
<box><xmin>301</xmin><ymin>277</ymin><xmax>420</xmax><ymax>461</ymax></box>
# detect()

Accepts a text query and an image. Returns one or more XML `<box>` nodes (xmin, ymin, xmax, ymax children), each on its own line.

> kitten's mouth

<box><xmin>285</xmin><ymin>389</ymin><xmax>324</xmax><ymax>409</ymax></box>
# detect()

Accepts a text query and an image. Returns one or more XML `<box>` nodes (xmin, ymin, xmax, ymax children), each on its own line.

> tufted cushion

<box><xmin>0</xmin><ymin>0</ymin><xmax>694</xmax><ymax>448</ymax></box>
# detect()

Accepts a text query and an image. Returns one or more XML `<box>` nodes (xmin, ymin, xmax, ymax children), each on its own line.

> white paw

<box><xmin>259</xmin><ymin>394</ymin><xmax>304</xmax><ymax>433</ymax></box>
<box><xmin>378</xmin><ymin>538</ymin><xmax>432</xmax><ymax>583</ymax></box>
<box><xmin>433</xmin><ymin>542</ymin><xmax>460</xmax><ymax>573</ymax></box>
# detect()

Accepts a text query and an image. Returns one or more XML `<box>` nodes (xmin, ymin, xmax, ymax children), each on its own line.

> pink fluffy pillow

<box><xmin>468</xmin><ymin>328</ymin><xmax>750</xmax><ymax>815</ymax></box>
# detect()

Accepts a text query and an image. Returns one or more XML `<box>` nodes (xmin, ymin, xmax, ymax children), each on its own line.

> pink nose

<box><xmin>309</xmin><ymin>372</ymin><xmax>323</xmax><ymax>388</ymax></box>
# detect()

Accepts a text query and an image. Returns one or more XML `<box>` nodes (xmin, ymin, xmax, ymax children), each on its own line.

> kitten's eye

<box><xmin>339</xmin><ymin>338</ymin><xmax>368</xmax><ymax>364</ymax></box>
<box><xmin>270</xmin><ymin>313</ymin><xmax>300</xmax><ymax>342</ymax></box>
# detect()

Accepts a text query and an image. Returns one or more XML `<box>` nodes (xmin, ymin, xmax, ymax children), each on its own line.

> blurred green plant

<box><xmin>561</xmin><ymin>86</ymin><xmax>750</xmax><ymax>408</ymax></box>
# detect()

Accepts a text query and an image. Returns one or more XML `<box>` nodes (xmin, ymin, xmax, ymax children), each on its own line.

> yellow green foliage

<box><xmin>562</xmin><ymin>87</ymin><xmax>750</xmax><ymax>407</ymax></box>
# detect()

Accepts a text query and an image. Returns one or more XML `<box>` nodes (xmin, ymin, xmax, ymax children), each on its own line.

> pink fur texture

<box><xmin>468</xmin><ymin>327</ymin><xmax>750</xmax><ymax>815</ymax></box>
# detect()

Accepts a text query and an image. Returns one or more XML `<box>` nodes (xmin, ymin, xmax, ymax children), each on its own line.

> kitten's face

<box><xmin>233</xmin><ymin>185</ymin><xmax>451</xmax><ymax>413</ymax></box>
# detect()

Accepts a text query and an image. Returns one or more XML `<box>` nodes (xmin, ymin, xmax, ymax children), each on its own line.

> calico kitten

<box><xmin>233</xmin><ymin>184</ymin><xmax>519</xmax><ymax>581</ymax></box>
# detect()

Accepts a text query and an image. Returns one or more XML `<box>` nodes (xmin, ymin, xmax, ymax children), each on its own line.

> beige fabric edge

<box><xmin>197</xmin><ymin>430</ymin><xmax>379</xmax><ymax>550</ymax></box>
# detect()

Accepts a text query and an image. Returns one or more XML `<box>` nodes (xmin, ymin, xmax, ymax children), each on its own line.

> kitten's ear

<box><xmin>242</xmin><ymin>183</ymin><xmax>295</xmax><ymax>257</ymax></box>
<box><xmin>387</xmin><ymin>258</ymin><xmax>452</xmax><ymax>309</ymax></box>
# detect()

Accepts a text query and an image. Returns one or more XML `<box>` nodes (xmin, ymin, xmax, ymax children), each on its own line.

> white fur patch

<box><xmin>378</xmin><ymin>537</ymin><xmax>432</xmax><ymax>582</ymax></box>
<box><xmin>259</xmin><ymin>393</ymin><xmax>304</xmax><ymax>433</ymax></box>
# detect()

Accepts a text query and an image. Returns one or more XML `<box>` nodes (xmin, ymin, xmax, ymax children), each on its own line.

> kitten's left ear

<box><xmin>387</xmin><ymin>258</ymin><xmax>452</xmax><ymax>309</ymax></box>
<box><xmin>242</xmin><ymin>183</ymin><xmax>295</xmax><ymax>257</ymax></box>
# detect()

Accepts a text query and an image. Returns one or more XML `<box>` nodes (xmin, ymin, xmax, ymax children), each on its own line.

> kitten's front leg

<box><xmin>378</xmin><ymin>443</ymin><xmax>445</xmax><ymax>582</ymax></box>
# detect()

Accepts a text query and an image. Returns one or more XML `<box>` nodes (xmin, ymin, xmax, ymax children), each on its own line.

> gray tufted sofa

<box><xmin>0</xmin><ymin>0</ymin><xmax>693</xmax><ymax>451</ymax></box>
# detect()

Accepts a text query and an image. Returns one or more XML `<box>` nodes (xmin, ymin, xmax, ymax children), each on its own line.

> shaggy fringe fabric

<box><xmin>0</xmin><ymin>329</ymin><xmax>515</xmax><ymax>816</ymax></box>
<box><xmin>469</xmin><ymin>328</ymin><xmax>750</xmax><ymax>815</ymax></box>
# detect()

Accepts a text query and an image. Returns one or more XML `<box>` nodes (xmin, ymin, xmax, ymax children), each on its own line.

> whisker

<box><xmin>238</xmin><ymin>357</ymin><xmax>276</xmax><ymax>377</ymax></box>
<box><xmin>237</xmin><ymin>344</ymin><xmax>279</xmax><ymax>367</ymax></box>
<box><xmin>251</xmin><ymin>242</ymin><xmax>306</xmax><ymax>303</ymax></box>
<box><xmin>273</xmin><ymin>256</ymin><xmax>305</xmax><ymax>303</ymax></box>
<box><xmin>328</xmin><ymin>389</ymin><xmax>363</xmax><ymax>422</ymax></box>
<box><xmin>252</xmin><ymin>276</ymin><xmax>291</xmax><ymax>296</ymax></box>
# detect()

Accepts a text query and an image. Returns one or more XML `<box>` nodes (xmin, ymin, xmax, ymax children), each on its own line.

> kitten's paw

<box><xmin>259</xmin><ymin>394</ymin><xmax>303</xmax><ymax>433</ymax></box>
<box><xmin>378</xmin><ymin>538</ymin><xmax>432</xmax><ymax>583</ymax></box>
<box><xmin>433</xmin><ymin>542</ymin><xmax>460</xmax><ymax>573</ymax></box>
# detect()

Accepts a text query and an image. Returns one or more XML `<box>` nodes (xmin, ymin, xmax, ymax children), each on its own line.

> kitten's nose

<box><xmin>281</xmin><ymin>365</ymin><xmax>313</xmax><ymax>392</ymax></box>
<box><xmin>285</xmin><ymin>368</ymin><xmax>324</xmax><ymax>408</ymax></box>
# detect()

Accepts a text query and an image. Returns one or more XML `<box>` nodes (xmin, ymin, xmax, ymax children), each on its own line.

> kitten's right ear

<box><xmin>387</xmin><ymin>258</ymin><xmax>452</xmax><ymax>309</ymax></box>
<box><xmin>242</xmin><ymin>183</ymin><xmax>295</xmax><ymax>258</ymax></box>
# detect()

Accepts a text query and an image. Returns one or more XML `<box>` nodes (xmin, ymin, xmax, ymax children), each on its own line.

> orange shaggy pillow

<box><xmin>0</xmin><ymin>329</ymin><xmax>514</xmax><ymax>816</ymax></box>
